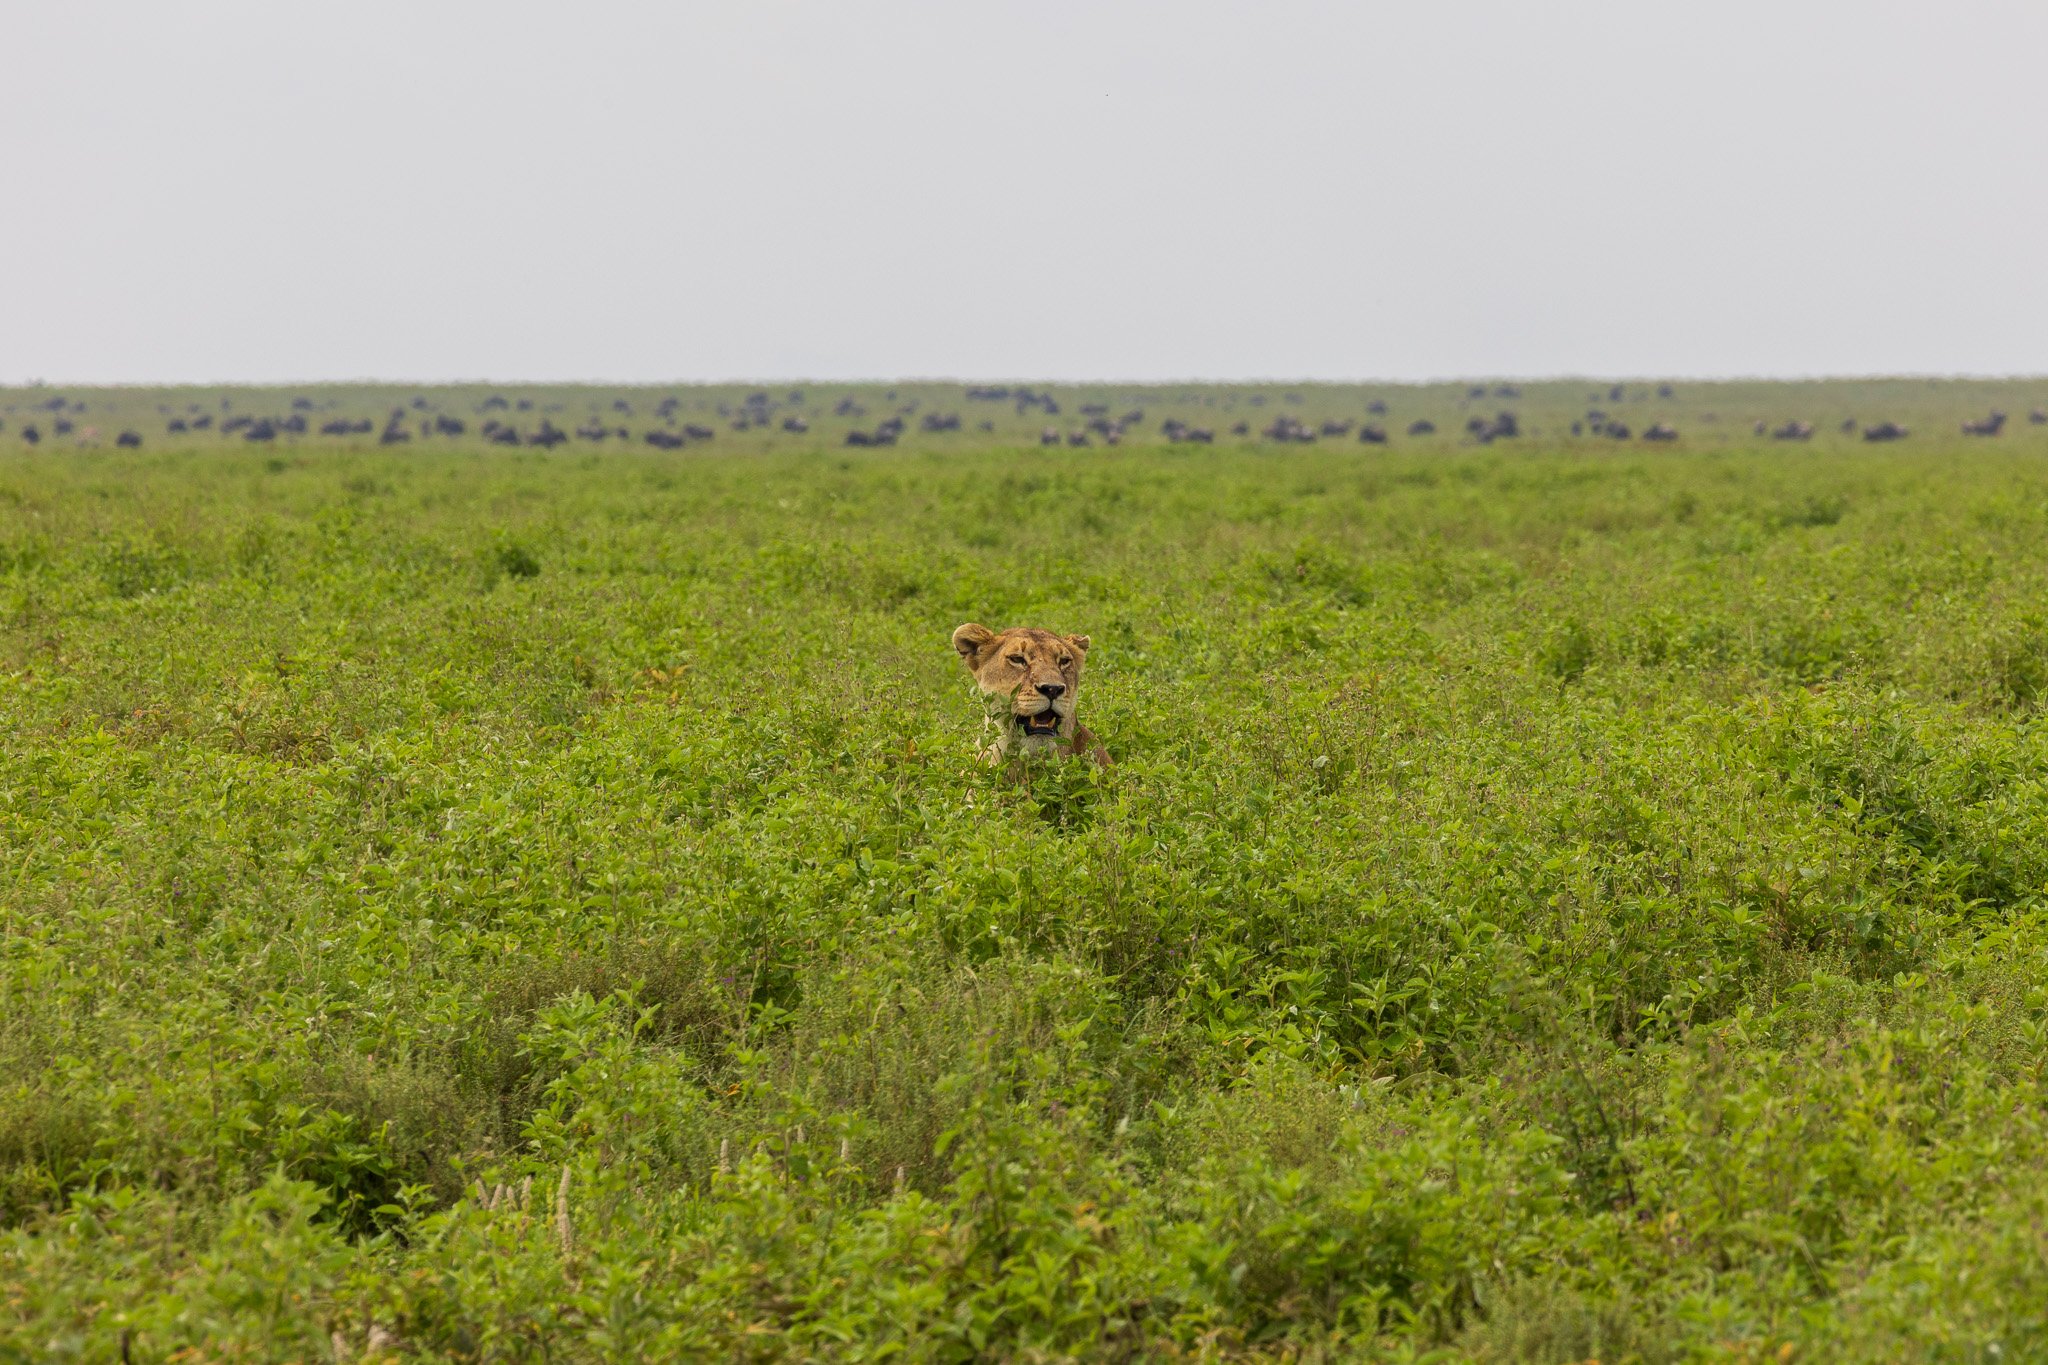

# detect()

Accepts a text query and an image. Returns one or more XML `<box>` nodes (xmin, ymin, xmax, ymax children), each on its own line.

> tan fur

<box><xmin>951</xmin><ymin>623</ymin><xmax>1110</xmax><ymax>766</ymax></box>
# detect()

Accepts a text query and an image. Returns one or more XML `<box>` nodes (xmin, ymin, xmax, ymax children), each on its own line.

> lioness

<box><xmin>952</xmin><ymin>623</ymin><xmax>1110</xmax><ymax>766</ymax></box>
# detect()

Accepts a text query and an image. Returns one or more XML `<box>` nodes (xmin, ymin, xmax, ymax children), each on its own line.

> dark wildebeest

<box><xmin>281</xmin><ymin>414</ymin><xmax>307</xmax><ymax>434</ymax></box>
<box><xmin>1961</xmin><ymin>411</ymin><xmax>2007</xmax><ymax>436</ymax></box>
<box><xmin>1572</xmin><ymin>421</ymin><xmax>1584</xmax><ymax>436</ymax></box>
<box><xmin>1408</xmin><ymin>419</ymin><xmax>1436</xmax><ymax>436</ymax></box>
<box><xmin>54</xmin><ymin>419</ymin><xmax>74</xmax><ymax>436</ymax></box>
<box><xmin>2031</xmin><ymin>409</ymin><xmax>2048</xmax><ymax>425</ymax></box>
<box><xmin>1231</xmin><ymin>421</ymin><xmax>1249</xmax><ymax>436</ymax></box>
<box><xmin>644</xmin><ymin>430</ymin><xmax>686</xmax><ymax>450</ymax></box>
<box><xmin>1657</xmin><ymin>384</ymin><xmax>1675</xmax><ymax>399</ymax></box>
<box><xmin>1772</xmin><ymin>421</ymin><xmax>1815</xmax><ymax>441</ymax></box>
<box><xmin>244</xmin><ymin>420</ymin><xmax>278</xmax><ymax>442</ymax></box>
<box><xmin>1840</xmin><ymin>418</ymin><xmax>1859</xmax><ymax>434</ymax></box>
<box><xmin>1862</xmin><ymin>421</ymin><xmax>1908</xmax><ymax>442</ymax></box>
<box><xmin>117</xmin><ymin>431</ymin><xmax>142</xmax><ymax>447</ymax></box>
<box><xmin>1320</xmin><ymin>419</ymin><xmax>1355</xmax><ymax>437</ymax></box>
<box><xmin>1261</xmin><ymin>416</ymin><xmax>1315</xmax><ymax>442</ymax></box>
<box><xmin>1367</xmin><ymin>400</ymin><xmax>1388</xmax><ymax>416</ymax></box>
<box><xmin>1358</xmin><ymin>424</ymin><xmax>1388</xmax><ymax>444</ymax></box>
<box><xmin>291</xmin><ymin>397</ymin><xmax>314</xmax><ymax>411</ymax></box>
<box><xmin>1642</xmin><ymin>423</ymin><xmax>1678</xmax><ymax>442</ymax></box>
<box><xmin>684</xmin><ymin>425</ymin><xmax>715</xmax><ymax>441</ymax></box>
<box><xmin>1066</xmin><ymin>431</ymin><xmax>1091</xmax><ymax>447</ymax></box>
<box><xmin>168</xmin><ymin>419</ymin><xmax>189</xmax><ymax>433</ymax></box>
<box><xmin>192</xmin><ymin>415</ymin><xmax>213</xmax><ymax>430</ymax></box>
<box><xmin>1753</xmin><ymin>420</ymin><xmax>1768</xmax><ymax>436</ymax></box>
<box><xmin>576</xmin><ymin>425</ymin><xmax>611</xmax><ymax>441</ymax></box>
<box><xmin>1609</xmin><ymin>384</ymin><xmax>1625</xmax><ymax>402</ymax></box>
<box><xmin>20</xmin><ymin>425</ymin><xmax>38</xmax><ymax>445</ymax></box>
<box><xmin>1469</xmin><ymin>412</ymin><xmax>1519</xmax><ymax>443</ymax></box>
<box><xmin>435</xmin><ymin>416</ymin><xmax>466</xmax><ymax>436</ymax></box>
<box><xmin>1040</xmin><ymin>427</ymin><xmax>1061</xmax><ymax>446</ymax></box>
<box><xmin>782</xmin><ymin>417</ymin><xmax>809</xmax><ymax>433</ymax></box>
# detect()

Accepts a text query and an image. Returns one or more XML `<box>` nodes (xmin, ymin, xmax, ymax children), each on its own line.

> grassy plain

<box><xmin>5</xmin><ymin>379</ymin><xmax>2048</xmax><ymax>1361</ymax></box>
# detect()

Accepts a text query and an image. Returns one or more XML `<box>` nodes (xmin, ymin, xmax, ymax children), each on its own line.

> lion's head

<box><xmin>951</xmin><ymin>623</ymin><xmax>1092</xmax><ymax>756</ymax></box>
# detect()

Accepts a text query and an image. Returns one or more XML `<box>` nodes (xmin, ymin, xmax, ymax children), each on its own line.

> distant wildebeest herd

<box><xmin>4</xmin><ymin>384</ymin><xmax>2046</xmax><ymax>453</ymax></box>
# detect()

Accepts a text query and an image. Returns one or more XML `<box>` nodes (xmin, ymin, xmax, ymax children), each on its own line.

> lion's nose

<box><xmin>1036</xmin><ymin>682</ymin><xmax>1066</xmax><ymax>700</ymax></box>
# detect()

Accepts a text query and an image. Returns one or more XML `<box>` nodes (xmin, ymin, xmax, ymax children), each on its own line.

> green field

<box><xmin>8</xmin><ymin>379</ymin><xmax>2048</xmax><ymax>1361</ymax></box>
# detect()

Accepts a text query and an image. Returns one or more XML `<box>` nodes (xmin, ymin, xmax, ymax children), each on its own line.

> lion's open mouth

<box><xmin>1017</xmin><ymin>711</ymin><xmax>1063</xmax><ymax>736</ymax></box>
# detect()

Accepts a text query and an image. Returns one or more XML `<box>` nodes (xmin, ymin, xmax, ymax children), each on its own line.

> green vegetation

<box><xmin>6</xmin><ymin>380</ymin><xmax>2048</xmax><ymax>1361</ymax></box>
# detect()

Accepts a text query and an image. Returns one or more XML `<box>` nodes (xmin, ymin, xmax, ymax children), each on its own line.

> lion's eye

<box><xmin>1007</xmin><ymin>654</ymin><xmax>1026</xmax><ymax>666</ymax></box>
<box><xmin>1059</xmin><ymin>657</ymin><xmax>1073</xmax><ymax>668</ymax></box>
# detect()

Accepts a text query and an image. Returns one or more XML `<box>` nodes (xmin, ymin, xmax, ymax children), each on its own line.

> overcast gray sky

<box><xmin>7</xmin><ymin>0</ymin><xmax>2047</xmax><ymax>386</ymax></box>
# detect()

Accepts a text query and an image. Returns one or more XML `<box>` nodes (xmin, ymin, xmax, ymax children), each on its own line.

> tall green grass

<box><xmin>4</xmin><ymin>413</ymin><xmax>2048</xmax><ymax>1360</ymax></box>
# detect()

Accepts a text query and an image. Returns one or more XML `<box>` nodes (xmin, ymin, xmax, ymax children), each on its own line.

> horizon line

<box><xmin>8</xmin><ymin>371</ymin><xmax>2048</xmax><ymax>391</ymax></box>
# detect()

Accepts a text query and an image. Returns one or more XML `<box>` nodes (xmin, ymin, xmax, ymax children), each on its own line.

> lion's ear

<box><xmin>952</xmin><ymin>623</ymin><xmax>996</xmax><ymax>667</ymax></box>
<box><xmin>1065</xmin><ymin>634</ymin><xmax>1091</xmax><ymax>654</ymax></box>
